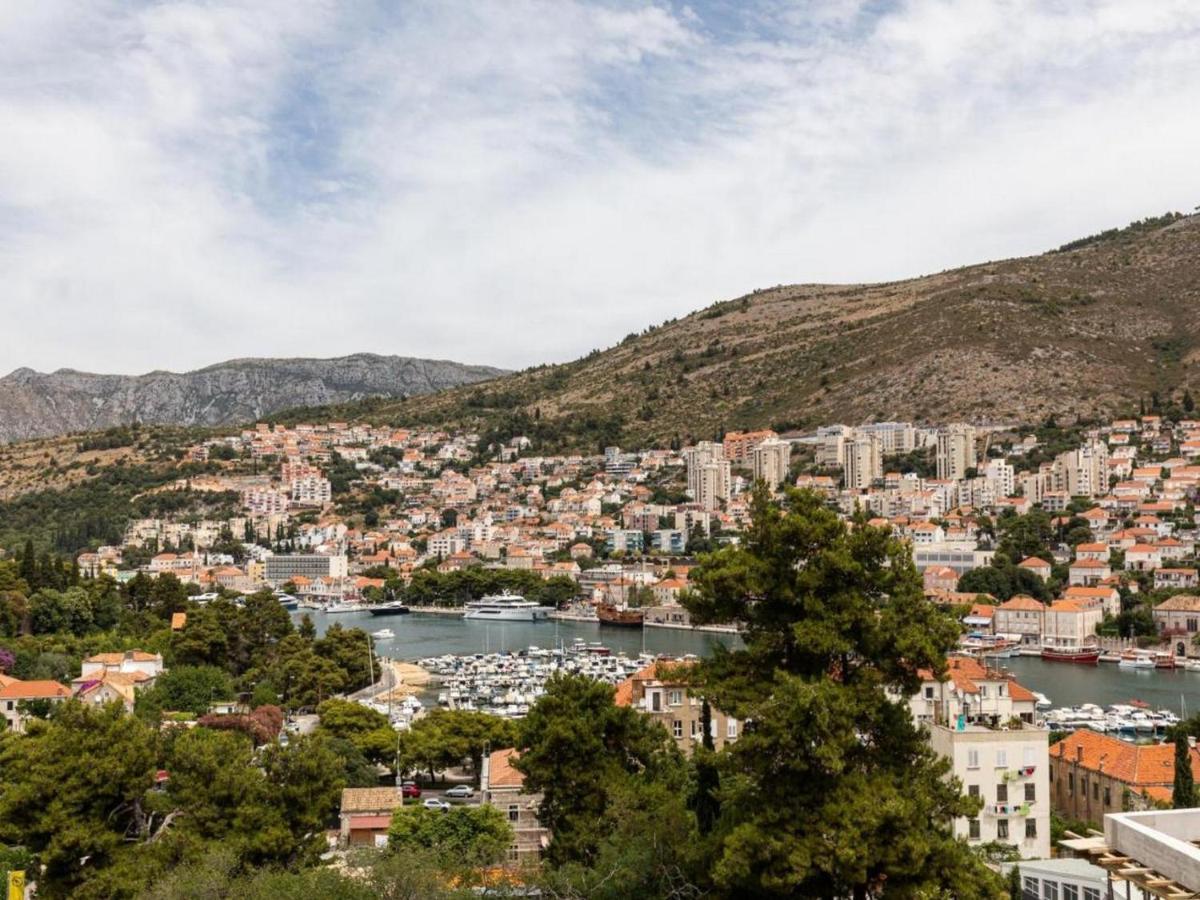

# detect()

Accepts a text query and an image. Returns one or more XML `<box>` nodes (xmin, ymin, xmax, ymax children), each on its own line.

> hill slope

<box><xmin>0</xmin><ymin>354</ymin><xmax>506</xmax><ymax>443</ymax></box>
<box><xmin>297</xmin><ymin>211</ymin><xmax>1200</xmax><ymax>449</ymax></box>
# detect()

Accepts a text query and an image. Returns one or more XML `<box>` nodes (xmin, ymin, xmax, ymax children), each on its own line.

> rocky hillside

<box><xmin>319</xmin><ymin>211</ymin><xmax>1200</xmax><ymax>448</ymax></box>
<box><xmin>0</xmin><ymin>354</ymin><xmax>505</xmax><ymax>442</ymax></box>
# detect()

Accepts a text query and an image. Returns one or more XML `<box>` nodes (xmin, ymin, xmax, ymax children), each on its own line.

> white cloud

<box><xmin>0</xmin><ymin>0</ymin><xmax>1197</xmax><ymax>375</ymax></box>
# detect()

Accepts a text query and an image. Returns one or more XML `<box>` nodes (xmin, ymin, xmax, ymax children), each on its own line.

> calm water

<box><xmin>295</xmin><ymin>610</ymin><xmax>1200</xmax><ymax>715</ymax></box>
<box><xmin>295</xmin><ymin>610</ymin><xmax>740</xmax><ymax>661</ymax></box>
<box><xmin>998</xmin><ymin>656</ymin><xmax>1200</xmax><ymax>715</ymax></box>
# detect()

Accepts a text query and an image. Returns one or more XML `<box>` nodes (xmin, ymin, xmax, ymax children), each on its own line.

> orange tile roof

<box><xmin>1051</xmin><ymin>730</ymin><xmax>1200</xmax><ymax>787</ymax></box>
<box><xmin>487</xmin><ymin>748</ymin><xmax>526</xmax><ymax>789</ymax></box>
<box><xmin>998</xmin><ymin>595</ymin><xmax>1045</xmax><ymax>611</ymax></box>
<box><xmin>0</xmin><ymin>680</ymin><xmax>72</xmax><ymax>700</ymax></box>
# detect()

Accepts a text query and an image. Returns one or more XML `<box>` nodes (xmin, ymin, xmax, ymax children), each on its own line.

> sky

<box><xmin>1</xmin><ymin>1</ymin><xmax>1198</xmax><ymax>376</ymax></box>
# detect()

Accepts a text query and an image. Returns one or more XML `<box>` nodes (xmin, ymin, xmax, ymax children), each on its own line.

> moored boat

<box><xmin>1040</xmin><ymin>645</ymin><xmax>1101</xmax><ymax>664</ymax></box>
<box><xmin>596</xmin><ymin>603</ymin><xmax>644</xmax><ymax>628</ymax></box>
<box><xmin>367</xmin><ymin>600</ymin><xmax>411</xmax><ymax>616</ymax></box>
<box><xmin>464</xmin><ymin>592</ymin><xmax>549</xmax><ymax>622</ymax></box>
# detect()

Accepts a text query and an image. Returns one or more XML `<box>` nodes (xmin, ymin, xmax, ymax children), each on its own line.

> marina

<box><xmin>295</xmin><ymin>607</ymin><xmax>741</xmax><ymax>661</ymax></box>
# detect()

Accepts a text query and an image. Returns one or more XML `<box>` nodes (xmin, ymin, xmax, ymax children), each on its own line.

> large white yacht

<box><xmin>463</xmin><ymin>592</ymin><xmax>550</xmax><ymax>622</ymax></box>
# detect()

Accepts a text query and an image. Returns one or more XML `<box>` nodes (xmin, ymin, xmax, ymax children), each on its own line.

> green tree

<box><xmin>1174</xmin><ymin>732</ymin><xmax>1197</xmax><ymax>808</ymax></box>
<box><xmin>317</xmin><ymin>699</ymin><xmax>397</xmax><ymax>765</ymax></box>
<box><xmin>516</xmin><ymin>673</ymin><xmax>685</xmax><ymax>867</ymax></box>
<box><xmin>682</xmin><ymin>487</ymin><xmax>1003</xmax><ymax>898</ymax></box>
<box><xmin>138</xmin><ymin>665</ymin><xmax>235</xmax><ymax>717</ymax></box>
<box><xmin>1007</xmin><ymin>864</ymin><xmax>1021</xmax><ymax>900</ymax></box>
<box><xmin>387</xmin><ymin>805</ymin><xmax>512</xmax><ymax>866</ymax></box>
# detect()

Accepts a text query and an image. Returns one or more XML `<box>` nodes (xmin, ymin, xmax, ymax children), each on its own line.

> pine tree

<box><xmin>1008</xmin><ymin>865</ymin><xmax>1021</xmax><ymax>900</ymax></box>
<box><xmin>691</xmin><ymin>699</ymin><xmax>721</xmax><ymax>835</ymax></box>
<box><xmin>1173</xmin><ymin>732</ymin><xmax>1196</xmax><ymax>808</ymax></box>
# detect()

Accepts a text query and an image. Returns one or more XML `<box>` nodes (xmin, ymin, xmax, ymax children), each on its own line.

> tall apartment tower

<box><xmin>697</xmin><ymin>460</ymin><xmax>732</xmax><ymax>511</ymax></box>
<box><xmin>842</xmin><ymin>435</ymin><xmax>883</xmax><ymax>490</ymax></box>
<box><xmin>935</xmin><ymin>424</ymin><xmax>978</xmax><ymax>481</ymax></box>
<box><xmin>751</xmin><ymin>439</ymin><xmax>792</xmax><ymax>490</ymax></box>
<box><xmin>685</xmin><ymin>441</ymin><xmax>725</xmax><ymax>503</ymax></box>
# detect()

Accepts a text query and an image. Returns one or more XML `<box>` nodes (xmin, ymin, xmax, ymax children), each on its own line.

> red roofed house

<box><xmin>481</xmin><ymin>749</ymin><xmax>550</xmax><ymax>864</ymax></box>
<box><xmin>338</xmin><ymin>787</ymin><xmax>402</xmax><ymax>848</ymax></box>
<box><xmin>923</xmin><ymin>565</ymin><xmax>959</xmax><ymax>593</ymax></box>
<box><xmin>1050</xmin><ymin>730</ymin><xmax>1200</xmax><ymax>825</ymax></box>
<box><xmin>614</xmin><ymin>660</ymin><xmax>740</xmax><ymax>755</ymax></box>
<box><xmin>0</xmin><ymin>680</ymin><xmax>73</xmax><ymax>733</ymax></box>
<box><xmin>1062</xmin><ymin>585</ymin><xmax>1121</xmax><ymax>618</ymax></box>
<box><xmin>1068</xmin><ymin>558</ymin><xmax>1111</xmax><ymax>587</ymax></box>
<box><xmin>1017</xmin><ymin>557</ymin><xmax>1052</xmax><ymax>580</ymax></box>
<box><xmin>992</xmin><ymin>596</ymin><xmax>1046</xmax><ymax>645</ymax></box>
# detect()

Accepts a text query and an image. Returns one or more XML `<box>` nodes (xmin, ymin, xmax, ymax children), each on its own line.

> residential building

<box><xmin>722</xmin><ymin>429</ymin><xmax>778</xmax><ymax>465</ymax></box>
<box><xmin>696</xmin><ymin>459</ymin><xmax>731</xmax><ymax>512</ymax></box>
<box><xmin>1042</xmin><ymin>598</ymin><xmax>1105</xmax><ymax>651</ymax></box>
<box><xmin>936</xmin><ymin>424</ymin><xmax>978</xmax><ymax>481</ymax></box>
<box><xmin>0</xmin><ymin>679</ymin><xmax>73</xmax><ymax>732</ymax></box>
<box><xmin>751</xmin><ymin>438</ymin><xmax>792</xmax><ymax>490</ymax></box>
<box><xmin>1153</xmin><ymin>594</ymin><xmax>1200</xmax><ymax>651</ymax></box>
<box><xmin>1049</xmin><ymin>731</ymin><xmax>1200</xmax><ymax>826</ymax></box>
<box><xmin>263</xmin><ymin>553</ymin><xmax>349</xmax><ymax>584</ymax></box>
<box><xmin>80</xmin><ymin>650</ymin><xmax>165</xmax><ymax>681</ymax></box>
<box><xmin>907</xmin><ymin>656</ymin><xmax>1039</xmax><ymax>727</ymax></box>
<box><xmin>338</xmin><ymin>787</ymin><xmax>402</xmax><ymax>848</ymax></box>
<box><xmin>842</xmin><ymin>434</ymin><xmax>883</xmax><ymax>490</ymax></box>
<box><xmin>615</xmin><ymin>660</ymin><xmax>740</xmax><ymax>755</ymax></box>
<box><xmin>993</xmin><ymin>596</ymin><xmax>1046</xmax><ymax>645</ymax></box>
<box><xmin>481</xmin><ymin>749</ymin><xmax>550</xmax><ymax>864</ymax></box>
<box><xmin>684</xmin><ymin>442</ymin><xmax>723</xmax><ymax>501</ymax></box>
<box><xmin>929</xmin><ymin>722</ymin><xmax>1051</xmax><ymax>859</ymax></box>
<box><xmin>1001</xmin><ymin>858</ymin><xmax>1107</xmax><ymax>900</ymax></box>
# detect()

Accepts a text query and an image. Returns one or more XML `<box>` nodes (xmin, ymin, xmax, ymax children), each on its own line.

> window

<box><xmin>727</xmin><ymin>719</ymin><xmax>737</xmax><ymax>739</ymax></box>
<box><xmin>996</xmin><ymin>750</ymin><xmax>1007</xmax><ymax>767</ymax></box>
<box><xmin>968</xmin><ymin>818</ymin><xmax>980</xmax><ymax>839</ymax></box>
<box><xmin>997</xmin><ymin>819</ymin><xmax>1009</xmax><ymax>839</ymax></box>
<box><xmin>968</xmin><ymin>749</ymin><xmax>980</xmax><ymax>769</ymax></box>
<box><xmin>1092</xmin><ymin>781</ymin><xmax>1098</xmax><ymax>801</ymax></box>
<box><xmin>1023</xmin><ymin>747</ymin><xmax>1036</xmax><ymax>766</ymax></box>
<box><xmin>1024</xmin><ymin>877</ymin><xmax>1040</xmax><ymax>900</ymax></box>
<box><xmin>924</xmin><ymin>686</ymin><xmax>935</xmax><ymax>699</ymax></box>
<box><xmin>1025</xmin><ymin>783</ymin><xmax>1036</xmax><ymax>802</ymax></box>
<box><xmin>999</xmin><ymin>683</ymin><xmax>1006</xmax><ymax>697</ymax></box>
<box><xmin>1083</xmin><ymin>889</ymin><xmax>1100</xmax><ymax>900</ymax></box>
<box><xmin>1025</xmin><ymin>819</ymin><xmax>1037</xmax><ymax>839</ymax></box>
<box><xmin>1063</xmin><ymin>886</ymin><xmax>1078</xmax><ymax>900</ymax></box>
<box><xmin>1042</xmin><ymin>880</ymin><xmax>1058</xmax><ymax>900</ymax></box>
<box><xmin>507</xmin><ymin>804</ymin><xmax>520</xmax><ymax>823</ymax></box>
<box><xmin>690</xmin><ymin>720</ymin><xmax>700</xmax><ymax>737</ymax></box>
<box><xmin>1067</xmin><ymin>773</ymin><xmax>1074</xmax><ymax>794</ymax></box>
<box><xmin>1081</xmin><ymin>777</ymin><xmax>1088</xmax><ymax>798</ymax></box>
<box><xmin>672</xmin><ymin>720</ymin><xmax>683</xmax><ymax>739</ymax></box>
<box><xmin>980</xmin><ymin>685</ymin><xmax>988</xmax><ymax>698</ymax></box>
<box><xmin>967</xmin><ymin>785</ymin><xmax>980</xmax><ymax>798</ymax></box>
<box><xmin>1103</xmin><ymin>787</ymin><xmax>1111</xmax><ymax>806</ymax></box>
<box><xmin>997</xmin><ymin>783</ymin><xmax>1008</xmax><ymax>802</ymax></box>
<box><xmin>650</xmin><ymin>692</ymin><xmax>662</xmax><ymax>712</ymax></box>
<box><xmin>507</xmin><ymin>846</ymin><xmax>520</xmax><ymax>862</ymax></box>
<box><xmin>668</xmin><ymin>690</ymin><xmax>683</xmax><ymax>707</ymax></box>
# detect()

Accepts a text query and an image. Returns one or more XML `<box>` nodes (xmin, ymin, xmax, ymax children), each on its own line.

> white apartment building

<box><xmin>984</xmin><ymin>458</ymin><xmax>1015</xmax><ymax>498</ymax></box>
<box><xmin>936</xmin><ymin>424</ymin><xmax>978</xmax><ymax>481</ymax></box>
<box><xmin>1053</xmin><ymin>439</ymin><xmax>1110</xmax><ymax>498</ymax></box>
<box><xmin>815</xmin><ymin>425</ymin><xmax>853</xmax><ymax>468</ymax></box>
<box><xmin>684</xmin><ymin>442</ymin><xmax>724</xmax><ymax>502</ymax></box>
<box><xmin>696</xmin><ymin>460</ymin><xmax>732</xmax><ymax>511</ymax></box>
<box><xmin>290</xmin><ymin>476</ymin><xmax>332</xmax><ymax>505</ymax></box>
<box><xmin>929</xmin><ymin>723</ymin><xmax>1051</xmax><ymax>860</ymax></box>
<box><xmin>263</xmin><ymin>553</ymin><xmax>349</xmax><ymax>584</ymax></box>
<box><xmin>243</xmin><ymin>488</ymin><xmax>289</xmax><ymax>516</ymax></box>
<box><xmin>842</xmin><ymin>434</ymin><xmax>883</xmax><ymax>490</ymax></box>
<box><xmin>856</xmin><ymin>421</ymin><xmax>918</xmax><ymax>454</ymax></box>
<box><xmin>751</xmin><ymin>439</ymin><xmax>792</xmax><ymax>489</ymax></box>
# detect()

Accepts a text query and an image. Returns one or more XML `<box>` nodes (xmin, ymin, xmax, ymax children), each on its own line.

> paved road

<box><xmin>348</xmin><ymin>656</ymin><xmax>396</xmax><ymax>702</ymax></box>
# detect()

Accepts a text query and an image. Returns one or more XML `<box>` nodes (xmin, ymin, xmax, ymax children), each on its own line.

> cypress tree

<box><xmin>1173</xmin><ymin>732</ymin><xmax>1196</xmax><ymax>808</ymax></box>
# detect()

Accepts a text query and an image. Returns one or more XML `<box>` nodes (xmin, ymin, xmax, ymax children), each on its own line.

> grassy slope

<box><xmin>279</xmin><ymin>212</ymin><xmax>1200</xmax><ymax>448</ymax></box>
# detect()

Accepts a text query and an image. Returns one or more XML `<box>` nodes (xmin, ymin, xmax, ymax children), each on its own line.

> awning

<box><xmin>348</xmin><ymin>815</ymin><xmax>392</xmax><ymax>830</ymax></box>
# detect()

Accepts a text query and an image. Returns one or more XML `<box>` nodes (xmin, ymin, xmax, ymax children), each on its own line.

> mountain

<box><xmin>0</xmin><ymin>354</ymin><xmax>506</xmax><ymax>442</ymax></box>
<box><xmin>309</xmin><ymin>211</ymin><xmax>1200</xmax><ymax>448</ymax></box>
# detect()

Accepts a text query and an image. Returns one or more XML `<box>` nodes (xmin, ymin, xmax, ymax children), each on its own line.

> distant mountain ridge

<box><xmin>0</xmin><ymin>354</ymin><xmax>506</xmax><ymax>442</ymax></box>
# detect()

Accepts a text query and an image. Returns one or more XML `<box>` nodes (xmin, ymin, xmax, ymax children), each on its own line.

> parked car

<box><xmin>422</xmin><ymin>798</ymin><xmax>450</xmax><ymax>811</ymax></box>
<box><xmin>400</xmin><ymin>782</ymin><xmax>421</xmax><ymax>799</ymax></box>
<box><xmin>444</xmin><ymin>785</ymin><xmax>475</xmax><ymax>800</ymax></box>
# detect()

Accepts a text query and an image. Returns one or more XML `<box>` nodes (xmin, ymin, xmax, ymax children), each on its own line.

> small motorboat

<box><xmin>371</xmin><ymin>628</ymin><xmax>395</xmax><ymax>640</ymax></box>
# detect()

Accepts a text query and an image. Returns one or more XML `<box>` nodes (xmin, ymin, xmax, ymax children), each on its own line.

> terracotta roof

<box><xmin>1018</xmin><ymin>557</ymin><xmax>1051</xmax><ymax>569</ymax></box>
<box><xmin>347</xmin><ymin>814</ymin><xmax>392</xmax><ymax>830</ymax></box>
<box><xmin>487</xmin><ymin>748</ymin><xmax>526</xmax><ymax>789</ymax></box>
<box><xmin>1155</xmin><ymin>595</ymin><xmax>1200</xmax><ymax>612</ymax></box>
<box><xmin>340</xmin><ymin>787</ymin><xmax>402</xmax><ymax>815</ymax></box>
<box><xmin>1051</xmin><ymin>730</ymin><xmax>1200</xmax><ymax>786</ymax></box>
<box><xmin>0</xmin><ymin>680</ymin><xmax>72</xmax><ymax>700</ymax></box>
<box><xmin>997</xmin><ymin>595</ymin><xmax>1045</xmax><ymax>611</ymax></box>
<box><xmin>83</xmin><ymin>651</ymin><xmax>161</xmax><ymax>664</ymax></box>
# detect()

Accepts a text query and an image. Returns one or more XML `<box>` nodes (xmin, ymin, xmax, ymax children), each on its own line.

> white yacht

<box><xmin>463</xmin><ymin>592</ymin><xmax>550</xmax><ymax>622</ymax></box>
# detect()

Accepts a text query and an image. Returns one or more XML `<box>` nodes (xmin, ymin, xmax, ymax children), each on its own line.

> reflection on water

<box><xmin>294</xmin><ymin>609</ymin><xmax>741</xmax><ymax>661</ymax></box>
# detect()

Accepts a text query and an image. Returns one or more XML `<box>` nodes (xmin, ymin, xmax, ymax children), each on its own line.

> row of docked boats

<box><xmin>421</xmin><ymin>642</ymin><xmax>661</xmax><ymax>719</ymax></box>
<box><xmin>1043</xmin><ymin>702</ymin><xmax>1181</xmax><ymax>737</ymax></box>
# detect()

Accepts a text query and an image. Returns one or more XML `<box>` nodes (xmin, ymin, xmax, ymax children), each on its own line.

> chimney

<box><xmin>1076</xmin><ymin>745</ymin><xmax>1083</xmax><ymax>763</ymax></box>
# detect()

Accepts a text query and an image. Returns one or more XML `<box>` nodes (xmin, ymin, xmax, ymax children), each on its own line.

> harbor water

<box><xmin>295</xmin><ymin>609</ymin><xmax>741</xmax><ymax>661</ymax></box>
<box><xmin>296</xmin><ymin>609</ymin><xmax>1200</xmax><ymax>717</ymax></box>
<box><xmin>998</xmin><ymin>655</ymin><xmax>1200</xmax><ymax>717</ymax></box>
